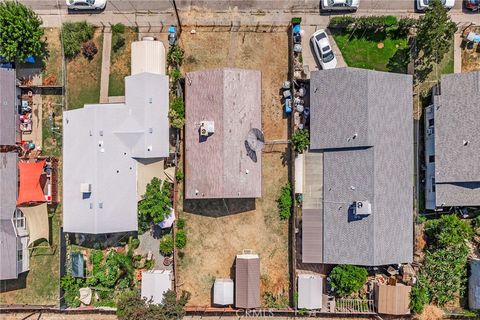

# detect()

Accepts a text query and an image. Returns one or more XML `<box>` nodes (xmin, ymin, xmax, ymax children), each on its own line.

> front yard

<box><xmin>176</xmin><ymin>29</ymin><xmax>290</xmax><ymax>307</ymax></box>
<box><xmin>109</xmin><ymin>27</ymin><xmax>138</xmax><ymax>97</ymax></box>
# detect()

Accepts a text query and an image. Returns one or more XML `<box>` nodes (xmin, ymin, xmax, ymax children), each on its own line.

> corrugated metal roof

<box><xmin>235</xmin><ymin>254</ymin><xmax>260</xmax><ymax>309</ymax></box>
<box><xmin>131</xmin><ymin>40</ymin><xmax>166</xmax><ymax>75</ymax></box>
<box><xmin>298</xmin><ymin>274</ymin><xmax>323</xmax><ymax>310</ymax></box>
<box><xmin>307</xmin><ymin>68</ymin><xmax>413</xmax><ymax>266</ymax></box>
<box><xmin>185</xmin><ymin>68</ymin><xmax>262</xmax><ymax>199</ymax></box>
<box><xmin>0</xmin><ymin>68</ymin><xmax>16</xmax><ymax>146</ymax></box>
<box><xmin>63</xmin><ymin>73</ymin><xmax>169</xmax><ymax>234</ymax></box>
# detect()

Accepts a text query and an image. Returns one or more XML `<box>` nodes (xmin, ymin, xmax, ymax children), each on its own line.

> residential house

<box><xmin>425</xmin><ymin>71</ymin><xmax>480</xmax><ymax>210</ymax></box>
<box><xmin>302</xmin><ymin>68</ymin><xmax>413</xmax><ymax>266</ymax></box>
<box><xmin>62</xmin><ymin>73</ymin><xmax>169</xmax><ymax>234</ymax></box>
<box><xmin>184</xmin><ymin>68</ymin><xmax>262</xmax><ymax>199</ymax></box>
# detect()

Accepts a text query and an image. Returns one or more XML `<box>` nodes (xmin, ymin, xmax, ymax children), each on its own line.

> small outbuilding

<box><xmin>470</xmin><ymin>259</ymin><xmax>480</xmax><ymax>310</ymax></box>
<box><xmin>297</xmin><ymin>274</ymin><xmax>322</xmax><ymax>310</ymax></box>
<box><xmin>235</xmin><ymin>253</ymin><xmax>260</xmax><ymax>309</ymax></box>
<box><xmin>131</xmin><ymin>40</ymin><xmax>166</xmax><ymax>75</ymax></box>
<box><xmin>213</xmin><ymin>278</ymin><xmax>234</xmax><ymax>306</ymax></box>
<box><xmin>141</xmin><ymin>270</ymin><xmax>172</xmax><ymax>304</ymax></box>
<box><xmin>375</xmin><ymin>283</ymin><xmax>411</xmax><ymax>315</ymax></box>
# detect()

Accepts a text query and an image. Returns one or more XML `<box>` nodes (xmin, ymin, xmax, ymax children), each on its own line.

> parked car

<box><xmin>465</xmin><ymin>0</ymin><xmax>480</xmax><ymax>11</ymax></box>
<box><xmin>417</xmin><ymin>0</ymin><xmax>455</xmax><ymax>11</ymax></box>
<box><xmin>66</xmin><ymin>0</ymin><xmax>106</xmax><ymax>10</ymax></box>
<box><xmin>310</xmin><ymin>30</ymin><xmax>337</xmax><ymax>70</ymax></box>
<box><xmin>321</xmin><ymin>0</ymin><xmax>360</xmax><ymax>11</ymax></box>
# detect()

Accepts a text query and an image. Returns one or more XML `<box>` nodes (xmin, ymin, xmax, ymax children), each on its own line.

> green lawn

<box><xmin>332</xmin><ymin>30</ymin><xmax>409</xmax><ymax>73</ymax></box>
<box><xmin>108</xmin><ymin>28</ymin><xmax>137</xmax><ymax>97</ymax></box>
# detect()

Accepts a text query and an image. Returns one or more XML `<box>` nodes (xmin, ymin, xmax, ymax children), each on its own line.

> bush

<box><xmin>111</xmin><ymin>23</ymin><xmax>125</xmax><ymax>34</ymax></box>
<box><xmin>329</xmin><ymin>265</ymin><xmax>368</xmax><ymax>297</ymax></box>
<box><xmin>278</xmin><ymin>183</ymin><xmax>292</xmax><ymax>220</ymax></box>
<box><xmin>291</xmin><ymin>129</ymin><xmax>309</xmax><ymax>153</ymax></box>
<box><xmin>130</xmin><ymin>237</ymin><xmax>140</xmax><ymax>250</ymax></box>
<box><xmin>138</xmin><ymin>178</ymin><xmax>173</xmax><ymax>234</ymax></box>
<box><xmin>62</xmin><ymin>21</ymin><xmax>94</xmax><ymax>59</ymax></box>
<box><xmin>425</xmin><ymin>214</ymin><xmax>473</xmax><ymax>249</ymax></box>
<box><xmin>0</xmin><ymin>1</ymin><xmax>44</xmax><ymax>62</ymax></box>
<box><xmin>61</xmin><ymin>274</ymin><xmax>85</xmax><ymax>308</ymax></box>
<box><xmin>90</xmin><ymin>249</ymin><xmax>103</xmax><ymax>273</ymax></box>
<box><xmin>81</xmin><ymin>40</ymin><xmax>98</xmax><ymax>60</ymax></box>
<box><xmin>167</xmin><ymin>44</ymin><xmax>184</xmax><ymax>66</ymax></box>
<box><xmin>177</xmin><ymin>218</ymin><xmax>185</xmax><ymax>230</ymax></box>
<box><xmin>169</xmin><ymin>67</ymin><xmax>181</xmax><ymax>83</ymax></box>
<box><xmin>175</xmin><ymin>230</ymin><xmax>187</xmax><ymax>249</ymax></box>
<box><xmin>329</xmin><ymin>16</ymin><xmax>355</xmax><ymax>28</ymax></box>
<box><xmin>159</xmin><ymin>234</ymin><xmax>174</xmax><ymax>255</ymax></box>
<box><xmin>175</xmin><ymin>169</ymin><xmax>184</xmax><ymax>182</ymax></box>
<box><xmin>169</xmin><ymin>97</ymin><xmax>185</xmax><ymax>129</ymax></box>
<box><xmin>384</xmin><ymin>16</ymin><xmax>397</xmax><ymax>27</ymax></box>
<box><xmin>112</xmin><ymin>32</ymin><xmax>125</xmax><ymax>53</ymax></box>
<box><xmin>410</xmin><ymin>278</ymin><xmax>430</xmax><ymax>314</ymax></box>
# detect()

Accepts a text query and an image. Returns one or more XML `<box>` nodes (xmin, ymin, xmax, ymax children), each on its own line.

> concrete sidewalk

<box><xmin>454</xmin><ymin>32</ymin><xmax>463</xmax><ymax>73</ymax></box>
<box><xmin>99</xmin><ymin>28</ymin><xmax>112</xmax><ymax>104</ymax></box>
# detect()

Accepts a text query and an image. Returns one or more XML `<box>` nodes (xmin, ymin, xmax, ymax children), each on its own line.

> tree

<box><xmin>329</xmin><ymin>265</ymin><xmax>368</xmax><ymax>297</ymax></box>
<box><xmin>160</xmin><ymin>290</ymin><xmax>190</xmax><ymax>320</ymax></box>
<box><xmin>138</xmin><ymin>178</ymin><xmax>173</xmax><ymax>233</ymax></box>
<box><xmin>425</xmin><ymin>214</ymin><xmax>473</xmax><ymax>249</ymax></box>
<box><xmin>415</xmin><ymin>0</ymin><xmax>457</xmax><ymax>79</ymax></box>
<box><xmin>291</xmin><ymin>129</ymin><xmax>309</xmax><ymax>153</ymax></box>
<box><xmin>159</xmin><ymin>233</ymin><xmax>174</xmax><ymax>255</ymax></box>
<box><xmin>0</xmin><ymin>1</ymin><xmax>44</xmax><ymax>62</ymax></box>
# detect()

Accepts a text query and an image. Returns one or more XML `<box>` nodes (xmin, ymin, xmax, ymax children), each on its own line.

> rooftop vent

<box><xmin>463</xmin><ymin>140</ymin><xmax>469</xmax><ymax>146</ymax></box>
<box><xmin>199</xmin><ymin>121</ymin><xmax>215</xmax><ymax>137</ymax></box>
<box><xmin>353</xmin><ymin>200</ymin><xmax>371</xmax><ymax>216</ymax></box>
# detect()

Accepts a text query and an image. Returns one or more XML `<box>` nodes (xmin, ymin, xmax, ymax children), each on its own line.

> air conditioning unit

<box><xmin>353</xmin><ymin>200</ymin><xmax>372</xmax><ymax>216</ymax></box>
<box><xmin>199</xmin><ymin>121</ymin><xmax>214</xmax><ymax>137</ymax></box>
<box><xmin>80</xmin><ymin>183</ymin><xmax>91</xmax><ymax>193</ymax></box>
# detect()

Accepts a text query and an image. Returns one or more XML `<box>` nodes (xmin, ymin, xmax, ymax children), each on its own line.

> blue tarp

<box><xmin>71</xmin><ymin>252</ymin><xmax>85</xmax><ymax>278</ymax></box>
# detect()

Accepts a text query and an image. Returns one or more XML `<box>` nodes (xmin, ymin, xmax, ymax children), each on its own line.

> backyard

<box><xmin>462</xmin><ymin>27</ymin><xmax>480</xmax><ymax>73</ymax></box>
<box><xmin>176</xmin><ymin>29</ymin><xmax>290</xmax><ymax>307</ymax></box>
<box><xmin>66</xmin><ymin>28</ymin><xmax>103</xmax><ymax>110</ymax></box>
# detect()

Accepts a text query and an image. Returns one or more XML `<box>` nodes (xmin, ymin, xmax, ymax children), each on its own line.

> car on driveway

<box><xmin>465</xmin><ymin>0</ymin><xmax>479</xmax><ymax>11</ymax></box>
<box><xmin>321</xmin><ymin>0</ymin><xmax>360</xmax><ymax>12</ymax></box>
<box><xmin>310</xmin><ymin>30</ymin><xmax>337</xmax><ymax>70</ymax></box>
<box><xmin>66</xmin><ymin>0</ymin><xmax>106</xmax><ymax>10</ymax></box>
<box><xmin>417</xmin><ymin>0</ymin><xmax>455</xmax><ymax>10</ymax></box>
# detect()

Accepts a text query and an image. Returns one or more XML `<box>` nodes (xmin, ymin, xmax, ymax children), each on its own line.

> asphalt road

<box><xmin>17</xmin><ymin>0</ymin><xmax>468</xmax><ymax>13</ymax></box>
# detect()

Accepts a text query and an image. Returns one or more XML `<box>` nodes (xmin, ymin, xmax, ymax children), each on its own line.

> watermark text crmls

<box><xmin>235</xmin><ymin>309</ymin><xmax>321</xmax><ymax>317</ymax></box>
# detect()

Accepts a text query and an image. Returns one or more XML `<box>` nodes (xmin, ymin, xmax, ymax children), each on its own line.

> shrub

<box><xmin>425</xmin><ymin>214</ymin><xmax>473</xmax><ymax>249</ymax></box>
<box><xmin>138</xmin><ymin>178</ymin><xmax>173</xmax><ymax>234</ymax></box>
<box><xmin>175</xmin><ymin>169</ymin><xmax>184</xmax><ymax>182</ymax></box>
<box><xmin>0</xmin><ymin>1</ymin><xmax>44</xmax><ymax>62</ymax></box>
<box><xmin>169</xmin><ymin>97</ymin><xmax>185</xmax><ymax>129</ymax></box>
<box><xmin>159</xmin><ymin>234</ymin><xmax>174</xmax><ymax>255</ymax></box>
<box><xmin>175</xmin><ymin>230</ymin><xmax>187</xmax><ymax>249</ymax></box>
<box><xmin>329</xmin><ymin>16</ymin><xmax>355</xmax><ymax>28</ymax></box>
<box><xmin>169</xmin><ymin>67</ymin><xmax>181</xmax><ymax>83</ymax></box>
<box><xmin>176</xmin><ymin>218</ymin><xmax>186</xmax><ymax>230</ymax></box>
<box><xmin>410</xmin><ymin>278</ymin><xmax>430</xmax><ymax>314</ymax></box>
<box><xmin>167</xmin><ymin>44</ymin><xmax>184</xmax><ymax>66</ymax></box>
<box><xmin>130</xmin><ymin>237</ymin><xmax>140</xmax><ymax>250</ymax></box>
<box><xmin>90</xmin><ymin>249</ymin><xmax>103</xmax><ymax>273</ymax></box>
<box><xmin>111</xmin><ymin>23</ymin><xmax>125</xmax><ymax>34</ymax></box>
<box><xmin>397</xmin><ymin>17</ymin><xmax>417</xmax><ymax>36</ymax></box>
<box><xmin>384</xmin><ymin>15</ymin><xmax>397</xmax><ymax>27</ymax></box>
<box><xmin>291</xmin><ymin>129</ymin><xmax>309</xmax><ymax>153</ymax></box>
<box><xmin>112</xmin><ymin>32</ymin><xmax>125</xmax><ymax>53</ymax></box>
<box><xmin>61</xmin><ymin>274</ymin><xmax>85</xmax><ymax>308</ymax></box>
<box><xmin>329</xmin><ymin>265</ymin><xmax>368</xmax><ymax>297</ymax></box>
<box><xmin>62</xmin><ymin>21</ymin><xmax>94</xmax><ymax>59</ymax></box>
<box><xmin>278</xmin><ymin>183</ymin><xmax>292</xmax><ymax>220</ymax></box>
<box><xmin>81</xmin><ymin>40</ymin><xmax>98</xmax><ymax>60</ymax></box>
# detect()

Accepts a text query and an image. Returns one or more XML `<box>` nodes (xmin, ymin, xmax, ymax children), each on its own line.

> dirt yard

<box><xmin>109</xmin><ymin>28</ymin><xmax>137</xmax><ymax>96</ymax></box>
<box><xmin>176</xmin><ymin>28</ymin><xmax>290</xmax><ymax>307</ymax></box>
<box><xmin>462</xmin><ymin>27</ymin><xmax>480</xmax><ymax>73</ymax></box>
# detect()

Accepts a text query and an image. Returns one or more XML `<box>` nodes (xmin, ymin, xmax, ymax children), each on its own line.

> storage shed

<box><xmin>213</xmin><ymin>278</ymin><xmax>234</xmax><ymax>306</ymax></box>
<box><xmin>297</xmin><ymin>274</ymin><xmax>322</xmax><ymax>310</ymax></box>
<box><xmin>131</xmin><ymin>40</ymin><xmax>166</xmax><ymax>75</ymax></box>
<box><xmin>141</xmin><ymin>270</ymin><xmax>172</xmax><ymax>304</ymax></box>
<box><xmin>235</xmin><ymin>253</ymin><xmax>260</xmax><ymax>309</ymax></box>
<box><xmin>470</xmin><ymin>259</ymin><xmax>480</xmax><ymax>310</ymax></box>
<box><xmin>375</xmin><ymin>283</ymin><xmax>411</xmax><ymax>315</ymax></box>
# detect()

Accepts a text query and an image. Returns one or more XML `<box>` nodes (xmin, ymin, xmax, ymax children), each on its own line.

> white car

<box><xmin>321</xmin><ymin>0</ymin><xmax>360</xmax><ymax>11</ymax></box>
<box><xmin>310</xmin><ymin>30</ymin><xmax>337</xmax><ymax>70</ymax></box>
<box><xmin>66</xmin><ymin>0</ymin><xmax>107</xmax><ymax>10</ymax></box>
<box><xmin>416</xmin><ymin>0</ymin><xmax>455</xmax><ymax>10</ymax></box>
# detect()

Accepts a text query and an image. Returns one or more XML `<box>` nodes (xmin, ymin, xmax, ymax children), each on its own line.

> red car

<box><xmin>466</xmin><ymin>0</ymin><xmax>480</xmax><ymax>11</ymax></box>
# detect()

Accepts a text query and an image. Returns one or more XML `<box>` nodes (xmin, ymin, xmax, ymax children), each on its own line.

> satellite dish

<box><xmin>246</xmin><ymin>128</ymin><xmax>265</xmax><ymax>151</ymax></box>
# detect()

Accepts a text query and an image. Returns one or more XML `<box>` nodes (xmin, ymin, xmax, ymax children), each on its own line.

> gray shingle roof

<box><xmin>63</xmin><ymin>73</ymin><xmax>169</xmax><ymax>234</ymax></box>
<box><xmin>306</xmin><ymin>68</ymin><xmax>413</xmax><ymax>266</ymax></box>
<box><xmin>434</xmin><ymin>72</ymin><xmax>480</xmax><ymax>206</ymax></box>
<box><xmin>0</xmin><ymin>152</ymin><xmax>18</xmax><ymax>280</ymax></box>
<box><xmin>0</xmin><ymin>68</ymin><xmax>16</xmax><ymax>146</ymax></box>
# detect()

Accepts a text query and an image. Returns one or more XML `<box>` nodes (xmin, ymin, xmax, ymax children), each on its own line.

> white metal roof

<box><xmin>131</xmin><ymin>40</ymin><xmax>166</xmax><ymax>76</ymax></box>
<box><xmin>213</xmin><ymin>278</ymin><xmax>234</xmax><ymax>306</ymax></box>
<box><xmin>141</xmin><ymin>270</ymin><xmax>172</xmax><ymax>304</ymax></box>
<box><xmin>298</xmin><ymin>274</ymin><xmax>323</xmax><ymax>310</ymax></box>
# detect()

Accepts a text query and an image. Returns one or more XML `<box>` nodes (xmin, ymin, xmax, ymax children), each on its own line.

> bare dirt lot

<box><xmin>176</xmin><ymin>28</ymin><xmax>290</xmax><ymax>307</ymax></box>
<box><xmin>462</xmin><ymin>27</ymin><xmax>480</xmax><ymax>73</ymax></box>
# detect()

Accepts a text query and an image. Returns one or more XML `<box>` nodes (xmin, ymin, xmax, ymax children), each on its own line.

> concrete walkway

<box><xmin>99</xmin><ymin>27</ymin><xmax>112</xmax><ymax>104</ymax></box>
<box><xmin>454</xmin><ymin>32</ymin><xmax>463</xmax><ymax>73</ymax></box>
